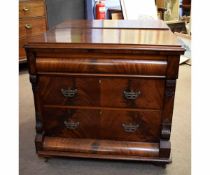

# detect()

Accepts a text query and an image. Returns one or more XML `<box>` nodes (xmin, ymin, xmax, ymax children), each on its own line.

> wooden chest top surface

<box><xmin>25</xmin><ymin>20</ymin><xmax>184</xmax><ymax>52</ymax></box>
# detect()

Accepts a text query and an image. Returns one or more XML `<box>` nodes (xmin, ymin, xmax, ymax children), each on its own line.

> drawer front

<box><xmin>39</xmin><ymin>76</ymin><xmax>164</xmax><ymax>109</ymax></box>
<box><xmin>39</xmin><ymin>76</ymin><xmax>100</xmax><ymax>106</ymax></box>
<box><xmin>19</xmin><ymin>1</ymin><xmax>45</xmax><ymax>18</ymax></box>
<box><xmin>19</xmin><ymin>37</ymin><xmax>26</xmax><ymax>59</ymax></box>
<box><xmin>43</xmin><ymin>108</ymin><xmax>161</xmax><ymax>142</ymax></box>
<box><xmin>101</xmin><ymin>78</ymin><xmax>165</xmax><ymax>109</ymax></box>
<box><xmin>36</xmin><ymin>58</ymin><xmax>167</xmax><ymax>76</ymax></box>
<box><xmin>19</xmin><ymin>17</ymin><xmax>46</xmax><ymax>38</ymax></box>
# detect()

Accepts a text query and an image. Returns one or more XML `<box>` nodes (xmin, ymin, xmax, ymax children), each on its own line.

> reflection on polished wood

<box><xmin>26</xmin><ymin>19</ymin><xmax>182</xmax><ymax>50</ymax></box>
<box><xmin>53</xmin><ymin>19</ymin><xmax>169</xmax><ymax>29</ymax></box>
<box><xmin>28</xmin><ymin>28</ymin><xmax>180</xmax><ymax>47</ymax></box>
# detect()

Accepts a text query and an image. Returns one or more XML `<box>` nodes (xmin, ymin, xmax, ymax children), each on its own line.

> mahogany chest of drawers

<box><xmin>25</xmin><ymin>20</ymin><xmax>184</xmax><ymax>166</ymax></box>
<box><xmin>19</xmin><ymin>0</ymin><xmax>47</xmax><ymax>63</ymax></box>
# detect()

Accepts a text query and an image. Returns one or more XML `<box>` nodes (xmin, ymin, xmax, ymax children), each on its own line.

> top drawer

<box><xmin>19</xmin><ymin>1</ymin><xmax>45</xmax><ymax>18</ymax></box>
<box><xmin>36</xmin><ymin>58</ymin><xmax>167</xmax><ymax>76</ymax></box>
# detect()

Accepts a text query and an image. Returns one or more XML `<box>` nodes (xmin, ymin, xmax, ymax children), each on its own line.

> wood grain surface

<box><xmin>19</xmin><ymin>37</ymin><xmax>27</xmax><ymax>59</ymax></box>
<box><xmin>38</xmin><ymin>76</ymin><xmax>164</xmax><ymax>109</ymax></box>
<box><xmin>19</xmin><ymin>1</ymin><xmax>46</xmax><ymax>18</ymax></box>
<box><xmin>19</xmin><ymin>0</ymin><xmax>47</xmax><ymax>61</ymax></box>
<box><xmin>19</xmin><ymin>17</ymin><xmax>46</xmax><ymax>38</ymax></box>
<box><xmin>100</xmin><ymin>78</ymin><xmax>165</xmax><ymax>109</ymax></box>
<box><xmin>42</xmin><ymin>108</ymin><xmax>161</xmax><ymax>142</ymax></box>
<box><xmin>43</xmin><ymin>137</ymin><xmax>159</xmax><ymax>157</ymax></box>
<box><xmin>36</xmin><ymin>58</ymin><xmax>167</xmax><ymax>76</ymax></box>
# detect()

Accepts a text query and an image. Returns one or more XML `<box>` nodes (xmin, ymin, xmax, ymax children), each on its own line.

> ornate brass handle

<box><xmin>23</xmin><ymin>7</ymin><xmax>29</xmax><ymax>12</ymax></box>
<box><xmin>122</xmin><ymin>123</ymin><xmax>139</xmax><ymax>132</ymax></box>
<box><xmin>64</xmin><ymin>120</ymin><xmax>79</xmax><ymax>130</ymax></box>
<box><xmin>25</xmin><ymin>24</ymin><xmax>32</xmax><ymax>29</ymax></box>
<box><xmin>124</xmin><ymin>90</ymin><xmax>140</xmax><ymax>100</ymax></box>
<box><xmin>61</xmin><ymin>88</ymin><xmax>77</xmax><ymax>98</ymax></box>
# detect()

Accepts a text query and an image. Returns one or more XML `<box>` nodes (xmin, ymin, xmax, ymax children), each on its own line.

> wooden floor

<box><xmin>19</xmin><ymin>64</ymin><xmax>191</xmax><ymax>175</ymax></box>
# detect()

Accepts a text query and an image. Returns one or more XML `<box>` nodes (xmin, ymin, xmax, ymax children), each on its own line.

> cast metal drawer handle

<box><xmin>25</xmin><ymin>24</ymin><xmax>32</xmax><ymax>29</ymax></box>
<box><xmin>122</xmin><ymin>123</ymin><xmax>139</xmax><ymax>132</ymax></box>
<box><xmin>64</xmin><ymin>120</ymin><xmax>79</xmax><ymax>130</ymax></box>
<box><xmin>123</xmin><ymin>90</ymin><xmax>140</xmax><ymax>100</ymax></box>
<box><xmin>23</xmin><ymin>7</ymin><xmax>29</xmax><ymax>12</ymax></box>
<box><xmin>61</xmin><ymin>88</ymin><xmax>77</xmax><ymax>98</ymax></box>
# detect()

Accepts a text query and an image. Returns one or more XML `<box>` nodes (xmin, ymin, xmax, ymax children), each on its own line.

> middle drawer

<box><xmin>39</xmin><ymin>76</ymin><xmax>165</xmax><ymax>109</ymax></box>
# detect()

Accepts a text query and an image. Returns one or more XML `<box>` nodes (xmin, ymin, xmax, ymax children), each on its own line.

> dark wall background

<box><xmin>86</xmin><ymin>0</ymin><xmax>95</xmax><ymax>19</ymax></box>
<box><xmin>46</xmin><ymin>0</ymin><xmax>85</xmax><ymax>28</ymax></box>
<box><xmin>86</xmin><ymin>0</ymin><xmax>121</xmax><ymax>20</ymax></box>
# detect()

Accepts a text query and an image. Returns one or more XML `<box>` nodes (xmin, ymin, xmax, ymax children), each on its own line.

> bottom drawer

<box><xmin>43</xmin><ymin>108</ymin><xmax>161</xmax><ymax>142</ymax></box>
<box><xmin>42</xmin><ymin>137</ymin><xmax>159</xmax><ymax>158</ymax></box>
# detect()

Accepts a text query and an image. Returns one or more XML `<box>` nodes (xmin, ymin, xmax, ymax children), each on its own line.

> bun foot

<box><xmin>153</xmin><ymin>162</ymin><xmax>167</xmax><ymax>168</ymax></box>
<box><xmin>44</xmin><ymin>157</ymin><xmax>49</xmax><ymax>162</ymax></box>
<box><xmin>38</xmin><ymin>155</ymin><xmax>51</xmax><ymax>162</ymax></box>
